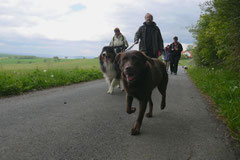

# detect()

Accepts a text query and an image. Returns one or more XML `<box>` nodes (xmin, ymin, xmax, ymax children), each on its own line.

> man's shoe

<box><xmin>174</xmin><ymin>72</ymin><xmax>177</xmax><ymax>75</ymax></box>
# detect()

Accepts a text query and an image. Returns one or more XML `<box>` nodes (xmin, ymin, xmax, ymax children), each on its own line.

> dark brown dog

<box><xmin>115</xmin><ymin>50</ymin><xmax>168</xmax><ymax>135</ymax></box>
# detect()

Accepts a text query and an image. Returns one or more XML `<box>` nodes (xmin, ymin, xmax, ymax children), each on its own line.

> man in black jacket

<box><xmin>169</xmin><ymin>36</ymin><xmax>183</xmax><ymax>75</ymax></box>
<box><xmin>134</xmin><ymin>13</ymin><xmax>164</xmax><ymax>58</ymax></box>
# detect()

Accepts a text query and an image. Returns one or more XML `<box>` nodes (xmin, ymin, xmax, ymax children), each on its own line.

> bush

<box><xmin>189</xmin><ymin>0</ymin><xmax>240</xmax><ymax>71</ymax></box>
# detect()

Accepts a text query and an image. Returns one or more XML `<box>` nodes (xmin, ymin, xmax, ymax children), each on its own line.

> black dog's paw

<box><xmin>131</xmin><ymin>128</ymin><xmax>140</xmax><ymax>135</ymax></box>
<box><xmin>161</xmin><ymin>104</ymin><xmax>166</xmax><ymax>110</ymax></box>
<box><xmin>145</xmin><ymin>112</ymin><xmax>152</xmax><ymax>118</ymax></box>
<box><xmin>127</xmin><ymin>107</ymin><xmax>136</xmax><ymax>114</ymax></box>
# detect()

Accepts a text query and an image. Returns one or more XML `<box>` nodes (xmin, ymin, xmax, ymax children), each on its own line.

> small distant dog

<box><xmin>182</xmin><ymin>65</ymin><xmax>188</xmax><ymax>73</ymax></box>
<box><xmin>182</xmin><ymin>65</ymin><xmax>188</xmax><ymax>70</ymax></box>
<box><xmin>116</xmin><ymin>50</ymin><xmax>168</xmax><ymax>135</ymax></box>
<box><xmin>99</xmin><ymin>46</ymin><xmax>122</xmax><ymax>94</ymax></box>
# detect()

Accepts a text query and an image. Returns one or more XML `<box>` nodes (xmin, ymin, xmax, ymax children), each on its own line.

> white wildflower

<box><xmin>212</xmin><ymin>68</ymin><xmax>214</xmax><ymax>70</ymax></box>
<box><xmin>43</xmin><ymin>69</ymin><xmax>47</xmax><ymax>72</ymax></box>
<box><xmin>51</xmin><ymin>75</ymin><xmax>54</xmax><ymax>78</ymax></box>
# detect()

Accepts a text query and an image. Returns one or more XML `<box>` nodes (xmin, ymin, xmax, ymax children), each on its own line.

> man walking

<box><xmin>134</xmin><ymin>13</ymin><xmax>164</xmax><ymax>58</ymax></box>
<box><xmin>169</xmin><ymin>36</ymin><xmax>183</xmax><ymax>75</ymax></box>
<box><xmin>109</xmin><ymin>28</ymin><xmax>129</xmax><ymax>53</ymax></box>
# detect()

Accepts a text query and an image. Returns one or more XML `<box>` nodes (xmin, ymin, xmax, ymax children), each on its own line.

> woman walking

<box><xmin>163</xmin><ymin>45</ymin><xmax>170</xmax><ymax>73</ymax></box>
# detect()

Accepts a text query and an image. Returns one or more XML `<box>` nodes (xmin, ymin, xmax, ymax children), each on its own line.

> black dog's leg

<box><xmin>126</xmin><ymin>94</ymin><xmax>136</xmax><ymax>114</ymax></box>
<box><xmin>146</xmin><ymin>94</ymin><xmax>153</xmax><ymax>118</ymax></box>
<box><xmin>131</xmin><ymin>99</ymin><xmax>148</xmax><ymax>135</ymax></box>
<box><xmin>158</xmin><ymin>84</ymin><xmax>166</xmax><ymax>110</ymax></box>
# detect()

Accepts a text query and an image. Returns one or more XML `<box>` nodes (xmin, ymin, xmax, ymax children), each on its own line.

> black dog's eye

<box><xmin>122</xmin><ymin>57</ymin><xmax>128</xmax><ymax>61</ymax></box>
<box><xmin>131</xmin><ymin>56</ymin><xmax>137</xmax><ymax>61</ymax></box>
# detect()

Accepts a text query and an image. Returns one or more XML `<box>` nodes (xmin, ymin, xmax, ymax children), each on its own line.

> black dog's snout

<box><xmin>125</xmin><ymin>66</ymin><xmax>134</xmax><ymax>73</ymax></box>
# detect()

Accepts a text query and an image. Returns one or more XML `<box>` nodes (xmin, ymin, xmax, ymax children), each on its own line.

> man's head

<box><xmin>173</xmin><ymin>36</ymin><xmax>178</xmax><ymax>43</ymax></box>
<box><xmin>114</xmin><ymin>28</ymin><xmax>121</xmax><ymax>36</ymax></box>
<box><xmin>144</xmin><ymin>13</ymin><xmax>153</xmax><ymax>23</ymax></box>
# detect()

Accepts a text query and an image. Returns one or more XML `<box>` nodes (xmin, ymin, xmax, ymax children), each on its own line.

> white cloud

<box><xmin>0</xmin><ymin>0</ymin><xmax>204</xmax><ymax>56</ymax></box>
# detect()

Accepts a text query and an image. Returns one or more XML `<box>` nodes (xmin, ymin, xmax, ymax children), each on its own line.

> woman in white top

<box><xmin>109</xmin><ymin>28</ymin><xmax>129</xmax><ymax>53</ymax></box>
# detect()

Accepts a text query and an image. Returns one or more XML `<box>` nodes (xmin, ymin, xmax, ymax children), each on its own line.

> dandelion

<box><xmin>232</xmin><ymin>86</ymin><xmax>238</xmax><ymax>92</ymax></box>
<box><xmin>51</xmin><ymin>75</ymin><xmax>54</xmax><ymax>78</ymax></box>
<box><xmin>43</xmin><ymin>69</ymin><xmax>47</xmax><ymax>72</ymax></box>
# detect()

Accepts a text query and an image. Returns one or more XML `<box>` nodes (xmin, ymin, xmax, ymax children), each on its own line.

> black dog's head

<box><xmin>99</xmin><ymin>46</ymin><xmax>117</xmax><ymax>64</ymax></box>
<box><xmin>115</xmin><ymin>50</ymin><xmax>153</xmax><ymax>83</ymax></box>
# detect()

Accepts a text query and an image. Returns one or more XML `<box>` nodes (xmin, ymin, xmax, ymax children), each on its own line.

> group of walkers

<box><xmin>109</xmin><ymin>13</ymin><xmax>183</xmax><ymax>75</ymax></box>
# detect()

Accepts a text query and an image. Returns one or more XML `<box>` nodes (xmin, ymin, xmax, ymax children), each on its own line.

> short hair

<box><xmin>114</xmin><ymin>28</ymin><xmax>120</xmax><ymax>33</ymax></box>
<box><xmin>173</xmin><ymin>36</ymin><xmax>178</xmax><ymax>40</ymax></box>
<box><xmin>145</xmin><ymin>13</ymin><xmax>153</xmax><ymax>21</ymax></box>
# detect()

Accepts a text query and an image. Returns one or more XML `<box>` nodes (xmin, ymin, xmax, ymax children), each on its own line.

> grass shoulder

<box><xmin>187</xmin><ymin>66</ymin><xmax>240</xmax><ymax>141</ymax></box>
<box><xmin>0</xmin><ymin>58</ymin><xmax>102</xmax><ymax>97</ymax></box>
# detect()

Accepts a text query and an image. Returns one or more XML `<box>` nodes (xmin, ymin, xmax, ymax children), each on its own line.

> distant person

<box><xmin>163</xmin><ymin>45</ymin><xmax>170</xmax><ymax>72</ymax></box>
<box><xmin>169</xmin><ymin>36</ymin><xmax>183</xmax><ymax>75</ymax></box>
<box><xmin>134</xmin><ymin>13</ymin><xmax>164</xmax><ymax>58</ymax></box>
<box><xmin>109</xmin><ymin>28</ymin><xmax>129</xmax><ymax>53</ymax></box>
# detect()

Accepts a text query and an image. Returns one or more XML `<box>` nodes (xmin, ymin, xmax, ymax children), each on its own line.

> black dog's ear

<box><xmin>114</xmin><ymin>53</ymin><xmax>122</xmax><ymax>65</ymax></box>
<box><xmin>138</xmin><ymin>51</ymin><xmax>154</xmax><ymax>64</ymax></box>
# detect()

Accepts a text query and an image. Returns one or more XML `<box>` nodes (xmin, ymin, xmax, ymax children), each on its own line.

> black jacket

<box><xmin>134</xmin><ymin>22</ymin><xmax>164</xmax><ymax>58</ymax></box>
<box><xmin>169</xmin><ymin>42</ymin><xmax>183</xmax><ymax>58</ymax></box>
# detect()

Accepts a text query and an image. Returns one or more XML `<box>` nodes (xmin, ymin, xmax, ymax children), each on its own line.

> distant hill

<box><xmin>0</xmin><ymin>53</ymin><xmax>96</xmax><ymax>59</ymax></box>
<box><xmin>0</xmin><ymin>53</ymin><xmax>19</xmax><ymax>57</ymax></box>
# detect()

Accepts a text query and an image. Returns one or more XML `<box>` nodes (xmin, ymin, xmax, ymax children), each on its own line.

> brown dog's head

<box><xmin>115</xmin><ymin>50</ymin><xmax>153</xmax><ymax>83</ymax></box>
<box><xmin>100</xmin><ymin>46</ymin><xmax>116</xmax><ymax>64</ymax></box>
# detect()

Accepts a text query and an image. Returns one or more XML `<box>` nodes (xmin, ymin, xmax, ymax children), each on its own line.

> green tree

<box><xmin>189</xmin><ymin>0</ymin><xmax>240</xmax><ymax>70</ymax></box>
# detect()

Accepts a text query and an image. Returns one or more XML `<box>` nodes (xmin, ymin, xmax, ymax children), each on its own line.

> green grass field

<box><xmin>0</xmin><ymin>56</ymin><xmax>102</xmax><ymax>96</ymax></box>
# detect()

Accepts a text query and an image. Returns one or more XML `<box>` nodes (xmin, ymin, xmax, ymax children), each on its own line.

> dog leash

<box><xmin>125</xmin><ymin>43</ymin><xmax>136</xmax><ymax>51</ymax></box>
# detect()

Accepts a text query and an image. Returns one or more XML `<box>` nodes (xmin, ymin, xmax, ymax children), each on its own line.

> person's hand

<box><xmin>134</xmin><ymin>40</ymin><xmax>138</xmax><ymax>44</ymax></box>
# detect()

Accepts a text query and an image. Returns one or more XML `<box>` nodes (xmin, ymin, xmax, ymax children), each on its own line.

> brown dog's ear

<box><xmin>138</xmin><ymin>51</ymin><xmax>154</xmax><ymax>64</ymax></box>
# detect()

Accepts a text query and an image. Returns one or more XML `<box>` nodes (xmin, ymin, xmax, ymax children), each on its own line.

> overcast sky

<box><xmin>0</xmin><ymin>0</ymin><xmax>205</xmax><ymax>57</ymax></box>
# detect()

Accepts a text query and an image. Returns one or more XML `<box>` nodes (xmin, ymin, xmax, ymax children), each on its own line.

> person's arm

<box><xmin>109</xmin><ymin>36</ymin><xmax>114</xmax><ymax>46</ymax></box>
<box><xmin>157</xmin><ymin>27</ymin><xmax>164</xmax><ymax>53</ymax></box>
<box><xmin>134</xmin><ymin>26</ymin><xmax>142</xmax><ymax>44</ymax></box>
<box><xmin>123</xmin><ymin>35</ymin><xmax>129</xmax><ymax>48</ymax></box>
<box><xmin>169</xmin><ymin>44</ymin><xmax>173</xmax><ymax>53</ymax></box>
<box><xmin>179</xmin><ymin>43</ymin><xmax>183</xmax><ymax>52</ymax></box>
<box><xmin>178</xmin><ymin>43</ymin><xmax>183</xmax><ymax>58</ymax></box>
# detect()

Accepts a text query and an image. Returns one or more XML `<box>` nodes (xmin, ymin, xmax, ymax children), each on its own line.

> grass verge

<box><xmin>0</xmin><ymin>68</ymin><xmax>103</xmax><ymax>96</ymax></box>
<box><xmin>188</xmin><ymin>67</ymin><xmax>240</xmax><ymax>141</ymax></box>
<box><xmin>0</xmin><ymin>58</ymin><xmax>103</xmax><ymax>96</ymax></box>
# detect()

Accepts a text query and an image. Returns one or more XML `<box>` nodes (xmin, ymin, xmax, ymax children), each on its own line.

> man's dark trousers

<box><xmin>170</xmin><ymin>56</ymin><xmax>180</xmax><ymax>74</ymax></box>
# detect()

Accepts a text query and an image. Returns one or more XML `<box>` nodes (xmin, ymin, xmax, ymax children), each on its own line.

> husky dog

<box><xmin>99</xmin><ymin>46</ymin><xmax>122</xmax><ymax>94</ymax></box>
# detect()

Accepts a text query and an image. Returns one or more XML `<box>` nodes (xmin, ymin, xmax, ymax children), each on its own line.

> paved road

<box><xmin>0</xmin><ymin>68</ymin><xmax>239</xmax><ymax>160</ymax></box>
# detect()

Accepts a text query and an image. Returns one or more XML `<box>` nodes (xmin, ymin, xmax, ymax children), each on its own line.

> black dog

<box><xmin>99</xmin><ymin>46</ymin><xmax>123</xmax><ymax>94</ymax></box>
<box><xmin>116</xmin><ymin>50</ymin><xmax>168</xmax><ymax>135</ymax></box>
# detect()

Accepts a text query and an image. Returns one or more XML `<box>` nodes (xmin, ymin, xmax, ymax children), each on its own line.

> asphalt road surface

<box><xmin>0</xmin><ymin>68</ymin><xmax>239</xmax><ymax>160</ymax></box>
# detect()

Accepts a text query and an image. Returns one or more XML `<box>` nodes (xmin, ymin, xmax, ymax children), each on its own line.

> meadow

<box><xmin>0</xmin><ymin>55</ymin><xmax>102</xmax><ymax>96</ymax></box>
